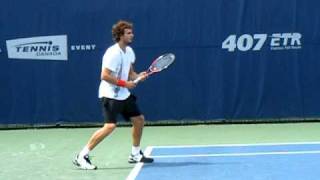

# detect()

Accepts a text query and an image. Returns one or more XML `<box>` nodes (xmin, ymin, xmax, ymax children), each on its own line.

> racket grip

<box><xmin>133</xmin><ymin>76</ymin><xmax>143</xmax><ymax>84</ymax></box>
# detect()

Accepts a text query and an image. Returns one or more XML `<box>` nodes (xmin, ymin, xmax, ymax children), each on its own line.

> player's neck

<box><xmin>118</xmin><ymin>41</ymin><xmax>127</xmax><ymax>52</ymax></box>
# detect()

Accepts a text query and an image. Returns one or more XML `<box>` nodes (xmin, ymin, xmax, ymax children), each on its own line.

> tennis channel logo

<box><xmin>6</xmin><ymin>35</ymin><xmax>68</xmax><ymax>60</ymax></box>
<box><xmin>222</xmin><ymin>33</ymin><xmax>302</xmax><ymax>52</ymax></box>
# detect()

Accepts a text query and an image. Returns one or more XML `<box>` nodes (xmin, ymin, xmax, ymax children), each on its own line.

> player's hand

<box><xmin>125</xmin><ymin>81</ymin><xmax>137</xmax><ymax>89</ymax></box>
<box><xmin>137</xmin><ymin>72</ymin><xmax>148</xmax><ymax>82</ymax></box>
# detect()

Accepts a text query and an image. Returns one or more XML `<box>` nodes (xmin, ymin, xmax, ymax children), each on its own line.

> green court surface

<box><xmin>1</xmin><ymin>122</ymin><xmax>320</xmax><ymax>180</ymax></box>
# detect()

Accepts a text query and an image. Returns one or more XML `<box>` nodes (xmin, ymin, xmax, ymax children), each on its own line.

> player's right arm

<box><xmin>101</xmin><ymin>68</ymin><xmax>136</xmax><ymax>89</ymax></box>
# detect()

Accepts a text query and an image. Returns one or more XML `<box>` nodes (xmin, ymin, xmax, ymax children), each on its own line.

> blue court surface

<box><xmin>126</xmin><ymin>142</ymin><xmax>320</xmax><ymax>180</ymax></box>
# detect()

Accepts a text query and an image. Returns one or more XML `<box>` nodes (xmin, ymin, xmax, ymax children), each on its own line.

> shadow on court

<box><xmin>142</xmin><ymin>161</ymin><xmax>241</xmax><ymax>169</ymax></box>
<box><xmin>73</xmin><ymin>166</ymin><xmax>133</xmax><ymax>171</ymax></box>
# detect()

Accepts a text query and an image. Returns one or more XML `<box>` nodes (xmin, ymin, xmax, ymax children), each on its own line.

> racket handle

<box><xmin>133</xmin><ymin>76</ymin><xmax>143</xmax><ymax>84</ymax></box>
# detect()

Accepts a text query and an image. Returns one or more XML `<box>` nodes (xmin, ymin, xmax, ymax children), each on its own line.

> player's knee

<box><xmin>132</xmin><ymin>115</ymin><xmax>145</xmax><ymax>125</ymax></box>
<box><xmin>139</xmin><ymin>115</ymin><xmax>145</xmax><ymax>122</ymax></box>
<box><xmin>103</xmin><ymin>123</ymin><xmax>116</xmax><ymax>132</ymax></box>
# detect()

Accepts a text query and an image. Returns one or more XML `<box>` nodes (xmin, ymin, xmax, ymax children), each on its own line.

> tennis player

<box><xmin>73</xmin><ymin>20</ymin><xmax>153</xmax><ymax>170</ymax></box>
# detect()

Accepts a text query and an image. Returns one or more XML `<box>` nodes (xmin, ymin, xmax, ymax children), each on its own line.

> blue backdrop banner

<box><xmin>1</xmin><ymin>0</ymin><xmax>320</xmax><ymax>125</ymax></box>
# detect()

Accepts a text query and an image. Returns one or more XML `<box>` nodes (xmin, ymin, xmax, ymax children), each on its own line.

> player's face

<box><xmin>121</xmin><ymin>28</ymin><xmax>134</xmax><ymax>45</ymax></box>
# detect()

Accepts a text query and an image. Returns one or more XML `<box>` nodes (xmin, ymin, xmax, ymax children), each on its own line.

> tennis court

<box><xmin>1</xmin><ymin>122</ymin><xmax>320</xmax><ymax>180</ymax></box>
<box><xmin>129</xmin><ymin>143</ymin><xmax>320</xmax><ymax>180</ymax></box>
<box><xmin>1</xmin><ymin>0</ymin><xmax>320</xmax><ymax>180</ymax></box>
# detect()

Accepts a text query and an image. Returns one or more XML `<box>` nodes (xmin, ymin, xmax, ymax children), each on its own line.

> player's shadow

<box><xmin>142</xmin><ymin>161</ymin><xmax>240</xmax><ymax>168</ymax></box>
<box><xmin>96</xmin><ymin>166</ymin><xmax>133</xmax><ymax>170</ymax></box>
<box><xmin>74</xmin><ymin>166</ymin><xmax>133</xmax><ymax>171</ymax></box>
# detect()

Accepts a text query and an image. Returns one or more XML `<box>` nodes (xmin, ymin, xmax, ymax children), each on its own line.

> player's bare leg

<box><xmin>131</xmin><ymin>115</ymin><xmax>144</xmax><ymax>147</ymax></box>
<box><xmin>128</xmin><ymin>115</ymin><xmax>153</xmax><ymax>163</ymax></box>
<box><xmin>87</xmin><ymin>123</ymin><xmax>116</xmax><ymax>150</ymax></box>
<box><xmin>73</xmin><ymin>123</ymin><xmax>116</xmax><ymax>169</ymax></box>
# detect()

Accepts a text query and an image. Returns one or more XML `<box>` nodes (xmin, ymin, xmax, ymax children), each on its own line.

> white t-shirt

<box><xmin>98</xmin><ymin>43</ymin><xmax>135</xmax><ymax>100</ymax></box>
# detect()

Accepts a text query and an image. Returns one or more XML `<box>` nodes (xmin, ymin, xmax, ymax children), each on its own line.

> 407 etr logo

<box><xmin>222</xmin><ymin>33</ymin><xmax>302</xmax><ymax>52</ymax></box>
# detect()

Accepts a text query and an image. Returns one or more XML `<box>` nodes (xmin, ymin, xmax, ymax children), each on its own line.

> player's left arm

<box><xmin>129</xmin><ymin>64</ymin><xmax>138</xmax><ymax>80</ymax></box>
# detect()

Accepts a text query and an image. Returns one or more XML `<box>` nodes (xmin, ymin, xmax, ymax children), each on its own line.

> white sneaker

<box><xmin>73</xmin><ymin>154</ymin><xmax>97</xmax><ymax>170</ymax></box>
<box><xmin>128</xmin><ymin>151</ymin><xmax>154</xmax><ymax>163</ymax></box>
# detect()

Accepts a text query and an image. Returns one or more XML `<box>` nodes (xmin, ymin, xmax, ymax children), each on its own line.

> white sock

<box><xmin>79</xmin><ymin>146</ymin><xmax>90</xmax><ymax>157</ymax></box>
<box><xmin>132</xmin><ymin>146</ymin><xmax>141</xmax><ymax>155</ymax></box>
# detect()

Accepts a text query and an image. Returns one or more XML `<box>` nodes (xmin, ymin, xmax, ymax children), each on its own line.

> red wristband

<box><xmin>116</xmin><ymin>80</ymin><xmax>126</xmax><ymax>87</ymax></box>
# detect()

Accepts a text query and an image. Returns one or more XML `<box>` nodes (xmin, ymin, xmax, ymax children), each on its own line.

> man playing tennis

<box><xmin>73</xmin><ymin>20</ymin><xmax>153</xmax><ymax>170</ymax></box>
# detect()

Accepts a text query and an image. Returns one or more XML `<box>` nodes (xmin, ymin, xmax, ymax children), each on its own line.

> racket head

<box><xmin>148</xmin><ymin>53</ymin><xmax>175</xmax><ymax>73</ymax></box>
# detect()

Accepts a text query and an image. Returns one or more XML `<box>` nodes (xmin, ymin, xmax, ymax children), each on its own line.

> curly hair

<box><xmin>112</xmin><ymin>20</ymin><xmax>133</xmax><ymax>42</ymax></box>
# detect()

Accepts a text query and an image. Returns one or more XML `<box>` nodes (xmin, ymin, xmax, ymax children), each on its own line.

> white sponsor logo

<box><xmin>6</xmin><ymin>35</ymin><xmax>68</xmax><ymax>60</ymax></box>
<box><xmin>222</xmin><ymin>33</ymin><xmax>302</xmax><ymax>52</ymax></box>
<box><xmin>70</xmin><ymin>44</ymin><xmax>96</xmax><ymax>51</ymax></box>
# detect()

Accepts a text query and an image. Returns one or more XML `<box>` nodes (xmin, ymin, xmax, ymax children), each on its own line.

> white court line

<box><xmin>126</xmin><ymin>146</ymin><xmax>153</xmax><ymax>180</ymax></box>
<box><xmin>150</xmin><ymin>141</ymin><xmax>320</xmax><ymax>149</ymax></box>
<box><xmin>151</xmin><ymin>150</ymin><xmax>320</xmax><ymax>159</ymax></box>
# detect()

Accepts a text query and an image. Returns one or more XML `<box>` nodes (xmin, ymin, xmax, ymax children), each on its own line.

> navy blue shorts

<box><xmin>100</xmin><ymin>94</ymin><xmax>142</xmax><ymax>124</ymax></box>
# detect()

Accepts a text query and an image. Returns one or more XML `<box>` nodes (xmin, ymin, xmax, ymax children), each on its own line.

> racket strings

<box><xmin>151</xmin><ymin>55</ymin><xmax>175</xmax><ymax>71</ymax></box>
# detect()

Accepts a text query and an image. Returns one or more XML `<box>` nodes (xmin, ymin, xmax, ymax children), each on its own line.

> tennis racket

<box><xmin>134</xmin><ymin>53</ymin><xmax>175</xmax><ymax>83</ymax></box>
